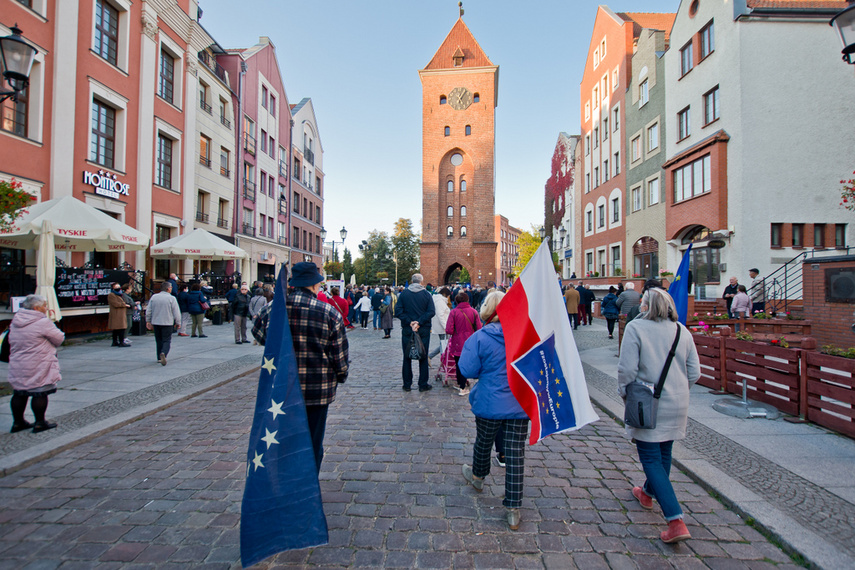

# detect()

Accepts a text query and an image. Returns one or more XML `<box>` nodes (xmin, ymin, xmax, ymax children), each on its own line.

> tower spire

<box><xmin>459</xmin><ymin>2</ymin><xmax>464</xmax><ymax>17</ymax></box>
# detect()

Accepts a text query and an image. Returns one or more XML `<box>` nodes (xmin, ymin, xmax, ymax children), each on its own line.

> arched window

<box><xmin>444</xmin><ymin>126</ymin><xmax>450</xmax><ymax>136</ymax></box>
<box><xmin>461</xmin><ymin>206</ymin><xmax>467</xmax><ymax>217</ymax></box>
<box><xmin>473</xmin><ymin>93</ymin><xmax>480</xmax><ymax>103</ymax></box>
<box><xmin>447</xmin><ymin>226</ymin><xmax>454</xmax><ymax>237</ymax></box>
<box><xmin>440</xmin><ymin>95</ymin><xmax>447</xmax><ymax>105</ymax></box>
<box><xmin>447</xmin><ymin>180</ymin><xmax>454</xmax><ymax>192</ymax></box>
<box><xmin>460</xmin><ymin>180</ymin><xmax>467</xmax><ymax>192</ymax></box>
<box><xmin>447</xmin><ymin>206</ymin><xmax>453</xmax><ymax>217</ymax></box>
<box><xmin>465</xmin><ymin>125</ymin><xmax>471</xmax><ymax>136</ymax></box>
<box><xmin>460</xmin><ymin>226</ymin><xmax>467</xmax><ymax>237</ymax></box>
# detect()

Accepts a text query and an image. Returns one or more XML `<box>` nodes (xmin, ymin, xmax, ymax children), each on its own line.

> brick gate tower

<box><xmin>419</xmin><ymin>16</ymin><xmax>498</xmax><ymax>286</ymax></box>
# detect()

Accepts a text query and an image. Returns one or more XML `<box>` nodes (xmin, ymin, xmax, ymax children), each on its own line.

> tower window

<box><xmin>473</xmin><ymin>93</ymin><xmax>480</xmax><ymax>103</ymax></box>
<box><xmin>465</xmin><ymin>125</ymin><xmax>471</xmax><ymax>136</ymax></box>
<box><xmin>460</xmin><ymin>180</ymin><xmax>467</xmax><ymax>192</ymax></box>
<box><xmin>460</xmin><ymin>226</ymin><xmax>467</xmax><ymax>237</ymax></box>
<box><xmin>444</xmin><ymin>126</ymin><xmax>450</xmax><ymax>136</ymax></box>
<box><xmin>447</xmin><ymin>226</ymin><xmax>454</xmax><ymax>237</ymax></box>
<box><xmin>440</xmin><ymin>95</ymin><xmax>447</xmax><ymax>105</ymax></box>
<box><xmin>447</xmin><ymin>206</ymin><xmax>453</xmax><ymax>217</ymax></box>
<box><xmin>461</xmin><ymin>206</ymin><xmax>467</xmax><ymax>217</ymax></box>
<box><xmin>447</xmin><ymin>180</ymin><xmax>454</xmax><ymax>192</ymax></box>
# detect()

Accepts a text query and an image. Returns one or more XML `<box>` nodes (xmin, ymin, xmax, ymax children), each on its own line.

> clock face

<box><xmin>448</xmin><ymin>87</ymin><xmax>472</xmax><ymax>111</ymax></box>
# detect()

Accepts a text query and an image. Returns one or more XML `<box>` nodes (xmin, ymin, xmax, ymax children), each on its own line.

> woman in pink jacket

<box><xmin>446</xmin><ymin>292</ymin><xmax>482</xmax><ymax>396</ymax></box>
<box><xmin>8</xmin><ymin>294</ymin><xmax>65</xmax><ymax>433</ymax></box>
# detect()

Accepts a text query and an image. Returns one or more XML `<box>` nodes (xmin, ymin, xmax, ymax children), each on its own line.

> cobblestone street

<box><xmin>0</xmin><ymin>324</ymin><xmax>802</xmax><ymax>569</ymax></box>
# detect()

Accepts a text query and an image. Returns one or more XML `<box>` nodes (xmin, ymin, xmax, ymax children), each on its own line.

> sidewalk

<box><xmin>576</xmin><ymin>318</ymin><xmax>855</xmax><ymax>570</ymax></box>
<box><xmin>0</xmin><ymin>319</ymin><xmax>264</xmax><ymax>475</ymax></box>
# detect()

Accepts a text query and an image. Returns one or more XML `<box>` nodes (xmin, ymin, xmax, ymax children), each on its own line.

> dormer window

<box><xmin>453</xmin><ymin>47</ymin><xmax>464</xmax><ymax>67</ymax></box>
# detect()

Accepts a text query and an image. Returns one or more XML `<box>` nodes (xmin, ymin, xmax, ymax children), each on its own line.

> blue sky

<box><xmin>198</xmin><ymin>0</ymin><xmax>680</xmax><ymax>257</ymax></box>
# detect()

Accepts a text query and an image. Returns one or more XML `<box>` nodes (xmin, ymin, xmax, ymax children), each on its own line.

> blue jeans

<box><xmin>635</xmin><ymin>440</ymin><xmax>683</xmax><ymax>520</ymax></box>
<box><xmin>373</xmin><ymin>309</ymin><xmax>382</xmax><ymax>328</ymax></box>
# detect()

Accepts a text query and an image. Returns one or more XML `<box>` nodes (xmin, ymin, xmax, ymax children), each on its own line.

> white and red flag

<box><xmin>497</xmin><ymin>241</ymin><xmax>598</xmax><ymax>444</ymax></box>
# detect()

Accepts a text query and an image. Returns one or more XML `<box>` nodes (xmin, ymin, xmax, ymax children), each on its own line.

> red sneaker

<box><xmin>660</xmin><ymin>519</ymin><xmax>691</xmax><ymax>543</ymax></box>
<box><xmin>632</xmin><ymin>486</ymin><xmax>653</xmax><ymax>510</ymax></box>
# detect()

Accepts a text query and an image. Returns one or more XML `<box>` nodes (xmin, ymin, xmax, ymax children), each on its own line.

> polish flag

<box><xmin>497</xmin><ymin>241</ymin><xmax>599</xmax><ymax>444</ymax></box>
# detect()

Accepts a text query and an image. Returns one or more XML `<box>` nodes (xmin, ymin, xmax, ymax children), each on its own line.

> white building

<box><xmin>289</xmin><ymin>98</ymin><xmax>325</xmax><ymax>267</ymax></box>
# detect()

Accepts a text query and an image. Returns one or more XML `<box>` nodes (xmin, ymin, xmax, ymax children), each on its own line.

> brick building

<box><xmin>494</xmin><ymin>215</ymin><xmax>520</xmax><ymax>287</ymax></box>
<box><xmin>419</xmin><ymin>16</ymin><xmax>498</xmax><ymax>286</ymax></box>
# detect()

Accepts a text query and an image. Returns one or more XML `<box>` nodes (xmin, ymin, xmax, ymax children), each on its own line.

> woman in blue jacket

<box><xmin>186</xmin><ymin>283</ymin><xmax>209</xmax><ymax>338</ymax></box>
<box><xmin>601</xmin><ymin>285</ymin><xmax>620</xmax><ymax>339</ymax></box>
<box><xmin>458</xmin><ymin>291</ymin><xmax>529</xmax><ymax>531</ymax></box>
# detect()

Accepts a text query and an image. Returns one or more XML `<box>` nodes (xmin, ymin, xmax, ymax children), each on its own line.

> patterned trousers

<box><xmin>472</xmin><ymin>417</ymin><xmax>529</xmax><ymax>508</ymax></box>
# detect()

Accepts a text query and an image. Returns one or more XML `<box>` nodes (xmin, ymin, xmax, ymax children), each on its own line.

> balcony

<box><xmin>195</xmin><ymin>212</ymin><xmax>209</xmax><ymax>223</ymax></box>
<box><xmin>220</xmin><ymin>165</ymin><xmax>230</xmax><ymax>178</ymax></box>
<box><xmin>278</xmin><ymin>236</ymin><xmax>288</xmax><ymax>246</ymax></box>
<box><xmin>278</xmin><ymin>199</ymin><xmax>288</xmax><ymax>215</ymax></box>
<box><xmin>242</xmin><ymin>223</ymin><xmax>255</xmax><ymax>236</ymax></box>
<box><xmin>304</xmin><ymin>146</ymin><xmax>314</xmax><ymax>165</ymax></box>
<box><xmin>243</xmin><ymin>179</ymin><xmax>256</xmax><ymax>202</ymax></box>
<box><xmin>200</xmin><ymin>99</ymin><xmax>212</xmax><ymax>115</ymax></box>
<box><xmin>243</xmin><ymin>133</ymin><xmax>256</xmax><ymax>155</ymax></box>
<box><xmin>199</xmin><ymin>154</ymin><xmax>211</xmax><ymax>168</ymax></box>
<box><xmin>220</xmin><ymin>115</ymin><xmax>231</xmax><ymax>129</ymax></box>
<box><xmin>279</xmin><ymin>160</ymin><xmax>287</xmax><ymax>178</ymax></box>
<box><xmin>217</xmin><ymin>217</ymin><xmax>229</xmax><ymax>230</ymax></box>
<box><xmin>197</xmin><ymin>51</ymin><xmax>228</xmax><ymax>84</ymax></box>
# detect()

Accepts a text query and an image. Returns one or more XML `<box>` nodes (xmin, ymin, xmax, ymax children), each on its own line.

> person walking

<box><xmin>328</xmin><ymin>287</ymin><xmax>351</xmax><ymax>329</ymax></box>
<box><xmin>601</xmin><ymin>286</ymin><xmax>620</xmax><ymax>339</ymax></box>
<box><xmin>176</xmin><ymin>284</ymin><xmax>191</xmax><ymax>337</ymax></box>
<box><xmin>575</xmin><ymin>282</ymin><xmax>588</xmax><ymax>325</ymax></box>
<box><xmin>394</xmin><ymin>273</ymin><xmax>435</xmax><ymax>392</ymax></box>
<box><xmin>618</xmin><ymin>288</ymin><xmax>700</xmax><ymax>544</ymax></box>
<box><xmin>287</xmin><ymin>262</ymin><xmax>349</xmax><ymax>472</ymax></box>
<box><xmin>225</xmin><ymin>283</ymin><xmax>239</xmax><ymax>323</ymax></box>
<box><xmin>231</xmin><ymin>284</ymin><xmax>252</xmax><ymax>344</ymax></box>
<box><xmin>379</xmin><ymin>286</ymin><xmax>395</xmax><ymax>338</ymax></box>
<box><xmin>122</xmin><ymin>284</ymin><xmax>136</xmax><ymax>344</ymax></box>
<box><xmin>145</xmin><ymin>282</ymin><xmax>181</xmax><ymax>366</ymax></box>
<box><xmin>429</xmin><ymin>287</ymin><xmax>452</xmax><ymax>360</ymax></box>
<box><xmin>186</xmin><ymin>283</ymin><xmax>209</xmax><ymax>338</ymax></box>
<box><xmin>563</xmin><ymin>285</ymin><xmax>580</xmax><ymax>330</ymax></box>
<box><xmin>617</xmin><ymin>281</ymin><xmax>642</xmax><ymax>318</ymax></box>
<box><xmin>7</xmin><ymin>295</ymin><xmax>64</xmax><ymax>433</ymax></box>
<box><xmin>446</xmin><ymin>292</ymin><xmax>482</xmax><ymax>395</ymax></box>
<box><xmin>459</xmin><ymin>291</ymin><xmax>529</xmax><ymax>530</ymax></box>
<box><xmin>108</xmin><ymin>282</ymin><xmax>130</xmax><ymax>348</ymax></box>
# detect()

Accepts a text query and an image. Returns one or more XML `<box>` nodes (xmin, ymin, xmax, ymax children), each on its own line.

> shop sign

<box><xmin>82</xmin><ymin>169</ymin><xmax>131</xmax><ymax>200</ymax></box>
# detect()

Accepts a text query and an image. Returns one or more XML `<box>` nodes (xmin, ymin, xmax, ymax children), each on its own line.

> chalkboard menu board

<box><xmin>55</xmin><ymin>268</ymin><xmax>132</xmax><ymax>308</ymax></box>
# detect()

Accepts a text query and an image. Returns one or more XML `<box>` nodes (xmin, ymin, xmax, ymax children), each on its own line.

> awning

<box><xmin>150</xmin><ymin>228</ymin><xmax>249</xmax><ymax>260</ymax></box>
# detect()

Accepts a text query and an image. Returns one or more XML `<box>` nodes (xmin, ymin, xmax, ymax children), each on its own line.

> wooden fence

<box><xmin>804</xmin><ymin>351</ymin><xmax>855</xmax><ymax>438</ymax></box>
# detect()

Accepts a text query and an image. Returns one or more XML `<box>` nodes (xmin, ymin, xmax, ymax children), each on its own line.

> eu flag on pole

<box><xmin>497</xmin><ymin>241</ymin><xmax>598</xmax><ymax>444</ymax></box>
<box><xmin>240</xmin><ymin>267</ymin><xmax>328</xmax><ymax>568</ymax></box>
<box><xmin>668</xmin><ymin>244</ymin><xmax>693</xmax><ymax>325</ymax></box>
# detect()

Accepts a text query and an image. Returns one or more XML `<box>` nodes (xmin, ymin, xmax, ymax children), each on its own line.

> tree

<box><xmin>323</xmin><ymin>260</ymin><xmax>343</xmax><ymax>277</ymax></box>
<box><xmin>391</xmin><ymin>218</ymin><xmax>420</xmax><ymax>285</ymax></box>
<box><xmin>0</xmin><ymin>179</ymin><xmax>35</xmax><ymax>233</ymax></box>
<box><xmin>342</xmin><ymin>248</ymin><xmax>354</xmax><ymax>284</ymax></box>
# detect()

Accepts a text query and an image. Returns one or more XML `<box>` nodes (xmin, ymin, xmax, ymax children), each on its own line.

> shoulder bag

<box><xmin>624</xmin><ymin>325</ymin><xmax>681</xmax><ymax>429</ymax></box>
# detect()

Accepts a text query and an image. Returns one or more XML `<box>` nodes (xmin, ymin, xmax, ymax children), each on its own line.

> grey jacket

<box><xmin>617</xmin><ymin>318</ymin><xmax>700</xmax><ymax>443</ymax></box>
<box><xmin>146</xmin><ymin>292</ymin><xmax>181</xmax><ymax>327</ymax></box>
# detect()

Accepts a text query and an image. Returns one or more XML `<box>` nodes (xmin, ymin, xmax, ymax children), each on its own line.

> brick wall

<box><xmin>801</xmin><ymin>257</ymin><xmax>855</xmax><ymax>348</ymax></box>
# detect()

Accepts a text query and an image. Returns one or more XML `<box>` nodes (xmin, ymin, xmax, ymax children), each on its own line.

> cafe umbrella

<box><xmin>149</xmin><ymin>228</ymin><xmax>249</xmax><ymax>261</ymax></box>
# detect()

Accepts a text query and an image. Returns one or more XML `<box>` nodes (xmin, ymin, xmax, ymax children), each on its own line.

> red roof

<box><xmin>424</xmin><ymin>18</ymin><xmax>494</xmax><ymax>70</ymax></box>
<box><xmin>619</xmin><ymin>12</ymin><xmax>677</xmax><ymax>42</ymax></box>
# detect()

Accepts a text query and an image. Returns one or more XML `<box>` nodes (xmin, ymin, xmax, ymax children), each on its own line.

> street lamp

<box><xmin>0</xmin><ymin>26</ymin><xmax>38</xmax><ymax>103</ymax></box>
<box><xmin>538</xmin><ymin>226</ymin><xmax>546</xmax><ymax>241</ymax></box>
<box><xmin>320</xmin><ymin>225</ymin><xmax>347</xmax><ymax>265</ymax></box>
<box><xmin>831</xmin><ymin>4</ymin><xmax>855</xmax><ymax>64</ymax></box>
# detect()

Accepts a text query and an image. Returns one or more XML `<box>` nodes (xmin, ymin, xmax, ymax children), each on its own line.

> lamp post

<box><xmin>0</xmin><ymin>26</ymin><xmax>37</xmax><ymax>103</ymax></box>
<box><xmin>831</xmin><ymin>4</ymin><xmax>855</xmax><ymax>64</ymax></box>
<box><xmin>320</xmin><ymin>226</ymin><xmax>347</xmax><ymax>266</ymax></box>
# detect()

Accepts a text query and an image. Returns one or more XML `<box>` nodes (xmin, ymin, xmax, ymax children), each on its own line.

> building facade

<box><xmin>494</xmin><ymin>215</ymin><xmax>520</xmax><ymax>287</ymax></box>
<box><xmin>419</xmin><ymin>17</ymin><xmax>498</xmax><ymax>287</ymax></box>
<box><xmin>625</xmin><ymin>27</ymin><xmax>670</xmax><ymax>280</ymax></box>
<box><xmin>290</xmin><ymin>97</ymin><xmax>325</xmax><ymax>268</ymax></box>
<box><xmin>663</xmin><ymin>0</ymin><xmax>852</xmax><ymax>299</ymax></box>
<box><xmin>545</xmin><ymin>133</ymin><xmax>580</xmax><ymax>280</ymax></box>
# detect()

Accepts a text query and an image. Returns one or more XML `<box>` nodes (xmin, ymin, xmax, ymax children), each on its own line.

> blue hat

<box><xmin>289</xmin><ymin>262</ymin><xmax>324</xmax><ymax>288</ymax></box>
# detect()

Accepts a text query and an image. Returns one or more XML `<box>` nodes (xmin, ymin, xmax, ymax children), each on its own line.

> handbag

<box><xmin>199</xmin><ymin>295</ymin><xmax>210</xmax><ymax>311</ymax></box>
<box><xmin>408</xmin><ymin>332</ymin><xmax>426</xmax><ymax>360</ymax></box>
<box><xmin>379</xmin><ymin>304</ymin><xmax>388</xmax><ymax>314</ymax></box>
<box><xmin>0</xmin><ymin>329</ymin><xmax>10</xmax><ymax>363</ymax></box>
<box><xmin>624</xmin><ymin>325</ymin><xmax>681</xmax><ymax>429</ymax></box>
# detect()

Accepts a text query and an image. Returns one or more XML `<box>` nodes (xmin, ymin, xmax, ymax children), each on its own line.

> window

<box><xmin>639</xmin><ymin>80</ymin><xmax>649</xmax><ymax>106</ymax></box>
<box><xmin>613</xmin><ymin>106</ymin><xmax>620</xmax><ymax>131</ymax></box>
<box><xmin>700</xmin><ymin>22</ymin><xmax>714</xmax><ymax>59</ymax></box>
<box><xmin>836</xmin><ymin>224</ymin><xmax>847</xmax><ymax>248</ymax></box>
<box><xmin>648</xmin><ymin>177</ymin><xmax>660</xmax><ymax>206</ymax></box>
<box><xmin>199</xmin><ymin>83</ymin><xmax>210</xmax><ymax>113</ymax></box>
<box><xmin>473</xmin><ymin>93</ymin><xmax>479</xmax><ymax>103</ymax></box>
<box><xmin>598</xmin><ymin>204</ymin><xmax>605</xmax><ymax>228</ymax></box>
<box><xmin>814</xmin><ymin>224</ymin><xmax>826</xmax><ymax>248</ymax></box>
<box><xmin>316</xmin><ymin>205</ymin><xmax>320</xmax><ymax>222</ymax></box>
<box><xmin>269</xmin><ymin>136</ymin><xmax>275</xmax><ymax>158</ymax></box>
<box><xmin>440</xmin><ymin>95</ymin><xmax>447</xmax><ymax>105</ymax></box>
<box><xmin>612</xmin><ymin>197</ymin><xmax>620</xmax><ymax>223</ymax></box>
<box><xmin>792</xmin><ymin>224</ymin><xmax>804</xmax><ymax>247</ymax></box>
<box><xmin>593</xmin><ymin>127</ymin><xmax>599</xmax><ymax>149</ymax></box>
<box><xmin>271</xmin><ymin>175</ymin><xmax>276</xmax><ymax>197</ymax></box>
<box><xmin>585</xmin><ymin>101</ymin><xmax>590</xmax><ymax>121</ymax></box>
<box><xmin>293</xmin><ymin>192</ymin><xmax>300</xmax><ymax>213</ymax></box>
<box><xmin>461</xmin><ymin>206</ymin><xmax>467</xmax><ymax>217</ymax></box>
<box><xmin>94</xmin><ymin>0</ymin><xmax>119</xmax><ymax>66</ymax></box>
<box><xmin>293</xmin><ymin>156</ymin><xmax>300</xmax><ymax>180</ymax></box>
<box><xmin>603</xmin><ymin>160</ymin><xmax>609</xmax><ymax>182</ymax></box>
<box><xmin>611</xmin><ymin>246</ymin><xmax>621</xmax><ymax>274</ymax></box>
<box><xmin>460</xmin><ymin>180</ymin><xmax>466</xmax><ymax>192</ymax></box>
<box><xmin>260</xmin><ymin>129</ymin><xmax>267</xmax><ymax>154</ymax></box>
<box><xmin>219</xmin><ymin>99</ymin><xmax>230</xmax><ymax>128</ymax></box>
<box><xmin>647</xmin><ymin>123</ymin><xmax>659</xmax><ymax>151</ymax></box>
<box><xmin>631</xmin><ymin>136</ymin><xmax>641</xmax><ymax>162</ymax></box>
<box><xmin>704</xmin><ymin>86</ymin><xmax>720</xmax><ymax>125</ymax></box>
<box><xmin>631</xmin><ymin>187</ymin><xmax>642</xmax><ymax>212</ymax></box>
<box><xmin>602</xmin><ymin>118</ymin><xmax>609</xmax><ymax>140</ymax></box>
<box><xmin>1</xmin><ymin>89</ymin><xmax>27</xmax><ymax>137</ymax></box>
<box><xmin>447</xmin><ymin>180</ymin><xmax>454</xmax><ymax>192</ymax></box>
<box><xmin>220</xmin><ymin>147</ymin><xmax>230</xmax><ymax>177</ymax></box>
<box><xmin>460</xmin><ymin>226</ymin><xmax>467</xmax><ymax>237</ymax></box>
<box><xmin>447</xmin><ymin>226</ymin><xmax>453</xmax><ymax>238</ymax></box>
<box><xmin>259</xmin><ymin>171</ymin><xmax>266</xmax><ymax>197</ymax></box>
<box><xmin>90</xmin><ymin>100</ymin><xmax>116</xmax><ymax>168</ymax></box>
<box><xmin>270</xmin><ymin>95</ymin><xmax>276</xmax><ymax>117</ymax></box>
<box><xmin>585</xmin><ymin>173</ymin><xmax>590</xmax><ymax>193</ymax></box>
<box><xmin>261</xmin><ymin>86</ymin><xmax>268</xmax><ymax>109</ymax></box>
<box><xmin>678</xmin><ymin>107</ymin><xmax>690</xmax><ymax>140</ymax></box>
<box><xmin>592</xmin><ymin>85</ymin><xmax>599</xmax><ymax>106</ymax></box>
<box><xmin>465</xmin><ymin>125</ymin><xmax>471</xmax><ymax>136</ymax></box>
<box><xmin>199</xmin><ymin>135</ymin><xmax>211</xmax><ymax>167</ymax></box>
<box><xmin>680</xmin><ymin>42</ymin><xmax>693</xmax><ymax>76</ymax></box>
<box><xmin>447</xmin><ymin>206</ymin><xmax>453</xmax><ymax>217</ymax></box>
<box><xmin>601</xmin><ymin>37</ymin><xmax>607</xmax><ymax>59</ymax></box>
<box><xmin>158</xmin><ymin>49</ymin><xmax>174</xmax><ymax>104</ymax></box>
<box><xmin>594</xmin><ymin>167</ymin><xmax>599</xmax><ymax>187</ymax></box>
<box><xmin>586</xmin><ymin>210</ymin><xmax>593</xmax><ymax>232</ymax></box>
<box><xmin>156</xmin><ymin>134</ymin><xmax>173</xmax><ymax>189</ymax></box>
<box><xmin>602</xmin><ymin>75</ymin><xmax>608</xmax><ymax>97</ymax></box>
<box><xmin>673</xmin><ymin>154</ymin><xmax>711</xmax><ymax>202</ymax></box>
<box><xmin>444</xmin><ymin>126</ymin><xmax>450</xmax><ymax>136</ymax></box>
<box><xmin>585</xmin><ymin>135</ymin><xmax>590</xmax><ymax>155</ymax></box>
<box><xmin>586</xmin><ymin>252</ymin><xmax>593</xmax><ymax>273</ymax></box>
<box><xmin>614</xmin><ymin>151</ymin><xmax>620</xmax><ymax>175</ymax></box>
<box><xmin>594</xmin><ymin>47</ymin><xmax>600</xmax><ymax>69</ymax></box>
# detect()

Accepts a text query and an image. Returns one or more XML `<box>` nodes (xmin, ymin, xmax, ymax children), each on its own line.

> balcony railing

<box><xmin>243</xmin><ymin>180</ymin><xmax>256</xmax><ymax>202</ymax></box>
<box><xmin>199</xmin><ymin>155</ymin><xmax>211</xmax><ymax>168</ymax></box>
<box><xmin>195</xmin><ymin>212</ymin><xmax>209</xmax><ymax>223</ymax></box>
<box><xmin>220</xmin><ymin>115</ymin><xmax>231</xmax><ymax>129</ymax></box>
<box><xmin>279</xmin><ymin>160</ymin><xmax>287</xmax><ymax>178</ymax></box>
<box><xmin>197</xmin><ymin>51</ymin><xmax>228</xmax><ymax>84</ymax></box>
<box><xmin>278</xmin><ymin>199</ymin><xmax>288</xmax><ymax>215</ymax></box>
<box><xmin>217</xmin><ymin>217</ymin><xmax>229</xmax><ymax>229</ymax></box>
<box><xmin>244</xmin><ymin>133</ymin><xmax>256</xmax><ymax>155</ymax></box>
<box><xmin>242</xmin><ymin>223</ymin><xmax>255</xmax><ymax>236</ymax></box>
<box><xmin>304</xmin><ymin>146</ymin><xmax>314</xmax><ymax>165</ymax></box>
<box><xmin>220</xmin><ymin>165</ymin><xmax>230</xmax><ymax>178</ymax></box>
<box><xmin>200</xmin><ymin>99</ymin><xmax>212</xmax><ymax>114</ymax></box>
<box><xmin>278</xmin><ymin>236</ymin><xmax>288</xmax><ymax>246</ymax></box>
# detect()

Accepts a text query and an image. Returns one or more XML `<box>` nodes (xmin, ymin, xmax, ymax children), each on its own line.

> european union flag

<box><xmin>669</xmin><ymin>243</ymin><xmax>693</xmax><ymax>325</ymax></box>
<box><xmin>240</xmin><ymin>267</ymin><xmax>328</xmax><ymax>568</ymax></box>
<box><xmin>510</xmin><ymin>333</ymin><xmax>577</xmax><ymax>441</ymax></box>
